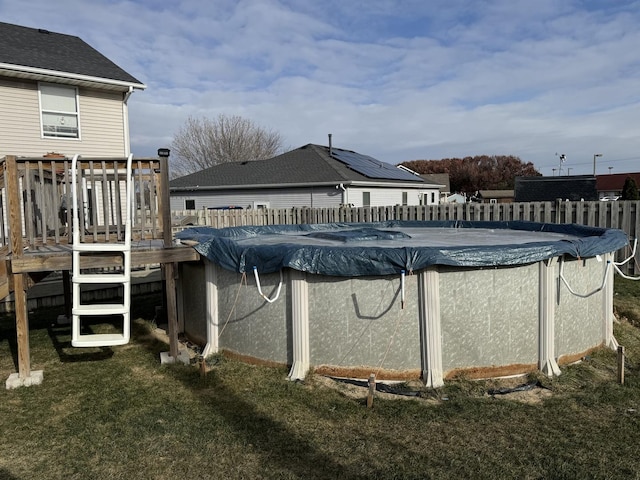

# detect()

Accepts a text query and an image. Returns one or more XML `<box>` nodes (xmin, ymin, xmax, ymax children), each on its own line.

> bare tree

<box><xmin>170</xmin><ymin>114</ymin><xmax>284</xmax><ymax>177</ymax></box>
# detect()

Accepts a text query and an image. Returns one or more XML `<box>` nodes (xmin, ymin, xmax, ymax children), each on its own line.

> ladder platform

<box><xmin>73</xmin><ymin>243</ymin><xmax>129</xmax><ymax>252</ymax></box>
<box><xmin>73</xmin><ymin>304</ymin><xmax>128</xmax><ymax>315</ymax></box>
<box><xmin>72</xmin><ymin>273</ymin><xmax>128</xmax><ymax>284</ymax></box>
<box><xmin>72</xmin><ymin>333</ymin><xmax>129</xmax><ymax>348</ymax></box>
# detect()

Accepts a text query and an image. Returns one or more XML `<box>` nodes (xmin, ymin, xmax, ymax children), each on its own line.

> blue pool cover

<box><xmin>176</xmin><ymin>220</ymin><xmax>628</xmax><ymax>276</ymax></box>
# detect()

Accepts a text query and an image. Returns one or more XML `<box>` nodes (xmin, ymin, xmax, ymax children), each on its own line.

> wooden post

<box><xmin>62</xmin><ymin>270</ymin><xmax>72</xmax><ymax>320</ymax></box>
<box><xmin>367</xmin><ymin>373</ymin><xmax>376</xmax><ymax>408</ymax></box>
<box><xmin>617</xmin><ymin>345</ymin><xmax>625</xmax><ymax>385</ymax></box>
<box><xmin>157</xmin><ymin>152</ymin><xmax>179</xmax><ymax>359</ymax></box>
<box><xmin>6</xmin><ymin>156</ymin><xmax>30</xmax><ymax>378</ymax></box>
<box><xmin>14</xmin><ymin>273</ymin><xmax>29</xmax><ymax>378</ymax></box>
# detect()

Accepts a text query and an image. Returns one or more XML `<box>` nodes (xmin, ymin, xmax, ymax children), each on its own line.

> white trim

<box><xmin>0</xmin><ymin>62</ymin><xmax>146</xmax><ymax>90</ymax></box>
<box><xmin>603</xmin><ymin>252</ymin><xmax>619</xmax><ymax>350</ymax></box>
<box><xmin>538</xmin><ymin>258</ymin><xmax>561</xmax><ymax>376</ymax></box>
<box><xmin>288</xmin><ymin>270</ymin><xmax>310</xmax><ymax>381</ymax></box>
<box><xmin>202</xmin><ymin>262</ymin><xmax>219</xmax><ymax>357</ymax></box>
<box><xmin>418</xmin><ymin>267</ymin><xmax>444</xmax><ymax>388</ymax></box>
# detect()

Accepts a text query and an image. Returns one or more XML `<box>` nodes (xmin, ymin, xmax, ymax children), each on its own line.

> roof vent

<box><xmin>38</xmin><ymin>29</ymin><xmax>51</xmax><ymax>34</ymax></box>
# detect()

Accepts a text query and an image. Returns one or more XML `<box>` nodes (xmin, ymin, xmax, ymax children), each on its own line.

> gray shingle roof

<box><xmin>171</xmin><ymin>144</ymin><xmax>437</xmax><ymax>189</ymax></box>
<box><xmin>0</xmin><ymin>21</ymin><xmax>144</xmax><ymax>86</ymax></box>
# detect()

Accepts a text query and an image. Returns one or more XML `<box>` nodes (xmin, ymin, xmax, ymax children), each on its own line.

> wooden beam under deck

<box><xmin>10</xmin><ymin>245</ymin><xmax>200</xmax><ymax>274</ymax></box>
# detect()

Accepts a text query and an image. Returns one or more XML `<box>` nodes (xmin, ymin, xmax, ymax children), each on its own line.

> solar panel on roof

<box><xmin>331</xmin><ymin>149</ymin><xmax>423</xmax><ymax>182</ymax></box>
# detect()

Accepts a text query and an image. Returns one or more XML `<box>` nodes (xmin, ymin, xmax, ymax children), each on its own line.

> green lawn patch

<box><xmin>1</xmin><ymin>285</ymin><xmax>640</xmax><ymax>479</ymax></box>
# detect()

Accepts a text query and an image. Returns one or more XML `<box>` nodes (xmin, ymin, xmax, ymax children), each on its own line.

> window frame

<box><xmin>362</xmin><ymin>191</ymin><xmax>371</xmax><ymax>207</ymax></box>
<box><xmin>185</xmin><ymin>199</ymin><xmax>196</xmax><ymax>210</ymax></box>
<box><xmin>38</xmin><ymin>82</ymin><xmax>81</xmax><ymax>140</ymax></box>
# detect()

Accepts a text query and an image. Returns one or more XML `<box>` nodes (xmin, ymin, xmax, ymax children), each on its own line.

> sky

<box><xmin>2</xmin><ymin>0</ymin><xmax>640</xmax><ymax>176</ymax></box>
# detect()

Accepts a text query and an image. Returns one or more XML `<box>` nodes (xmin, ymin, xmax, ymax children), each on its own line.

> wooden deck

<box><xmin>1</xmin><ymin>154</ymin><xmax>200</xmax><ymax>386</ymax></box>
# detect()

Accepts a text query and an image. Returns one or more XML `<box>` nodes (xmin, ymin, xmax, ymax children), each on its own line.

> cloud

<box><xmin>2</xmin><ymin>0</ymin><xmax>639</xmax><ymax>174</ymax></box>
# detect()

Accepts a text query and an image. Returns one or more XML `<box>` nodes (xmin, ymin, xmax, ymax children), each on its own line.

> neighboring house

<box><xmin>420</xmin><ymin>173</ymin><xmax>451</xmax><ymax>202</ymax></box>
<box><xmin>0</xmin><ymin>21</ymin><xmax>145</xmax><ymax>158</ymax></box>
<box><xmin>514</xmin><ymin>175</ymin><xmax>597</xmax><ymax>202</ymax></box>
<box><xmin>477</xmin><ymin>190</ymin><xmax>515</xmax><ymax>204</ymax></box>
<box><xmin>170</xmin><ymin>144</ymin><xmax>443</xmax><ymax>210</ymax></box>
<box><xmin>445</xmin><ymin>193</ymin><xmax>466</xmax><ymax>204</ymax></box>
<box><xmin>596</xmin><ymin>173</ymin><xmax>640</xmax><ymax>200</ymax></box>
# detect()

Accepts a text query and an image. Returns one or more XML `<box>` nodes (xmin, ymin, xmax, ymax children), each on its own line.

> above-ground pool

<box><xmin>176</xmin><ymin>221</ymin><xmax>628</xmax><ymax>386</ymax></box>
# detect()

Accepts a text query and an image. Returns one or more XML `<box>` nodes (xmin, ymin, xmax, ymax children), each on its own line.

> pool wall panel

<box><xmin>439</xmin><ymin>264</ymin><xmax>538</xmax><ymax>373</ymax></box>
<box><xmin>555</xmin><ymin>257</ymin><xmax>606</xmax><ymax>359</ymax></box>
<box><xmin>216</xmin><ymin>268</ymin><xmax>290</xmax><ymax>364</ymax></box>
<box><xmin>308</xmin><ymin>275</ymin><xmax>421</xmax><ymax>371</ymax></box>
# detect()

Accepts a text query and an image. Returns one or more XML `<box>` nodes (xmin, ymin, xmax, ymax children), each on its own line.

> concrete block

<box><xmin>160</xmin><ymin>350</ymin><xmax>190</xmax><ymax>365</ymax></box>
<box><xmin>6</xmin><ymin>370</ymin><xmax>44</xmax><ymax>389</ymax></box>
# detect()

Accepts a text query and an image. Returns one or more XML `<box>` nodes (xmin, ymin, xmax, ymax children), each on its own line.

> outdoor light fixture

<box><xmin>157</xmin><ymin>148</ymin><xmax>170</xmax><ymax>158</ymax></box>
<box><xmin>593</xmin><ymin>153</ymin><xmax>602</xmax><ymax>176</ymax></box>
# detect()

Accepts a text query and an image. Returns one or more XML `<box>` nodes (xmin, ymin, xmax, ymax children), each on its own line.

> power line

<box><xmin>538</xmin><ymin>155</ymin><xmax>640</xmax><ymax>170</ymax></box>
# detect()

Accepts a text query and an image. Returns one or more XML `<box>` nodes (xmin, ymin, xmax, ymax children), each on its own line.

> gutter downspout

<box><xmin>339</xmin><ymin>183</ymin><xmax>348</xmax><ymax>206</ymax></box>
<box><xmin>122</xmin><ymin>86</ymin><xmax>134</xmax><ymax>156</ymax></box>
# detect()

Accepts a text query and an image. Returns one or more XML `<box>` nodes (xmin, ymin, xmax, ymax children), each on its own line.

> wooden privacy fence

<box><xmin>173</xmin><ymin>199</ymin><xmax>640</xmax><ymax>274</ymax></box>
<box><xmin>173</xmin><ymin>199</ymin><xmax>640</xmax><ymax>237</ymax></box>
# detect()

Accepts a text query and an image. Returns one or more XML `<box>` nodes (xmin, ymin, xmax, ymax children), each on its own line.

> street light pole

<box><xmin>593</xmin><ymin>153</ymin><xmax>603</xmax><ymax>176</ymax></box>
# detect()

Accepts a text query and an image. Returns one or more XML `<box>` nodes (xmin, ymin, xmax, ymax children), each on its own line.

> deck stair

<box><xmin>70</xmin><ymin>154</ymin><xmax>133</xmax><ymax>347</ymax></box>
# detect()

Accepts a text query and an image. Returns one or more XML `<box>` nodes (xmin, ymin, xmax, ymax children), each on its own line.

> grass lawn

<box><xmin>1</xmin><ymin>284</ymin><xmax>640</xmax><ymax>479</ymax></box>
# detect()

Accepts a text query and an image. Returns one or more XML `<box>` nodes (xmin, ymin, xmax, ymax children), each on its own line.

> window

<box><xmin>402</xmin><ymin>192</ymin><xmax>408</xmax><ymax>206</ymax></box>
<box><xmin>362</xmin><ymin>191</ymin><xmax>370</xmax><ymax>206</ymax></box>
<box><xmin>490</xmin><ymin>199</ymin><xmax>497</xmax><ymax>204</ymax></box>
<box><xmin>431</xmin><ymin>192</ymin><xmax>436</xmax><ymax>203</ymax></box>
<box><xmin>185</xmin><ymin>199</ymin><xmax>195</xmax><ymax>209</ymax></box>
<box><xmin>39</xmin><ymin>84</ymin><xmax>79</xmax><ymax>138</ymax></box>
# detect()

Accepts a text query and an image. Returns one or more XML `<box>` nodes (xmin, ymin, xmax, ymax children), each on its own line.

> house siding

<box><xmin>170</xmin><ymin>186</ymin><xmax>343</xmax><ymax>211</ymax></box>
<box><xmin>347</xmin><ymin>186</ymin><xmax>438</xmax><ymax>207</ymax></box>
<box><xmin>170</xmin><ymin>185</ymin><xmax>441</xmax><ymax>210</ymax></box>
<box><xmin>0</xmin><ymin>76</ymin><xmax>126</xmax><ymax>157</ymax></box>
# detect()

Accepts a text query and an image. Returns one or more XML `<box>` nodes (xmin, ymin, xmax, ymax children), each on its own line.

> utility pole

<box><xmin>593</xmin><ymin>153</ymin><xmax>603</xmax><ymax>176</ymax></box>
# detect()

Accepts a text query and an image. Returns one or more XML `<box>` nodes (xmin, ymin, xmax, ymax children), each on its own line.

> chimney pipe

<box><xmin>328</xmin><ymin>133</ymin><xmax>333</xmax><ymax>156</ymax></box>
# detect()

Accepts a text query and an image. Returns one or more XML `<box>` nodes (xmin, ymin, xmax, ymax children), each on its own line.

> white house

<box><xmin>170</xmin><ymin>144</ymin><xmax>443</xmax><ymax>210</ymax></box>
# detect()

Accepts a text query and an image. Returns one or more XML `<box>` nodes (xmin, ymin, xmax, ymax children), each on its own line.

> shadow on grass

<box><xmin>0</xmin><ymin>316</ymin><xmax>19</xmax><ymax>371</ymax></box>
<box><xmin>202</xmin><ymin>369</ymin><xmax>369</xmax><ymax>479</ymax></box>
<box><xmin>129</xmin><ymin>320</ymin><xmax>369</xmax><ymax>479</ymax></box>
<box><xmin>46</xmin><ymin>321</ymin><xmax>115</xmax><ymax>363</ymax></box>
<box><xmin>0</xmin><ymin>468</ymin><xmax>19</xmax><ymax>479</ymax></box>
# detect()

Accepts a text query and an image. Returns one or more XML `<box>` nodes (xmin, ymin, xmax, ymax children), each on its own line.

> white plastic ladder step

<box><xmin>73</xmin><ymin>243</ymin><xmax>129</xmax><ymax>252</ymax></box>
<box><xmin>73</xmin><ymin>304</ymin><xmax>129</xmax><ymax>316</ymax></box>
<box><xmin>72</xmin><ymin>273</ymin><xmax>128</xmax><ymax>284</ymax></box>
<box><xmin>72</xmin><ymin>333</ymin><xmax>129</xmax><ymax>348</ymax></box>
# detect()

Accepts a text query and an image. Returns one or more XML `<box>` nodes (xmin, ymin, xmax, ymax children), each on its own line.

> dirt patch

<box><xmin>311</xmin><ymin>375</ymin><xmax>439</xmax><ymax>404</ymax></box>
<box><xmin>485</xmin><ymin>377</ymin><xmax>553</xmax><ymax>404</ymax></box>
<box><xmin>312</xmin><ymin>374</ymin><xmax>553</xmax><ymax>405</ymax></box>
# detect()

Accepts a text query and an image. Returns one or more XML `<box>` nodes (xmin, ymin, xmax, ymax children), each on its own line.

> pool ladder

<box><xmin>70</xmin><ymin>154</ymin><xmax>133</xmax><ymax>347</ymax></box>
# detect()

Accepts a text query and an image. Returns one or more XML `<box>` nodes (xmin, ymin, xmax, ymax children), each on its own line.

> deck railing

<box><xmin>0</xmin><ymin>155</ymin><xmax>170</xmax><ymax>252</ymax></box>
